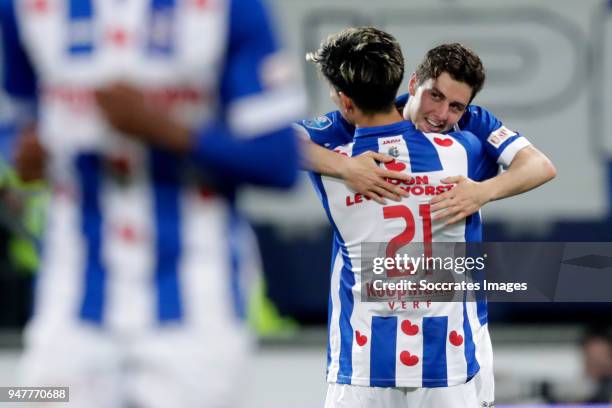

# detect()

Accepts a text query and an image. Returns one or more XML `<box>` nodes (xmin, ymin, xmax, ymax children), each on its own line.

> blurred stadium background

<box><xmin>1</xmin><ymin>0</ymin><xmax>612</xmax><ymax>406</ymax></box>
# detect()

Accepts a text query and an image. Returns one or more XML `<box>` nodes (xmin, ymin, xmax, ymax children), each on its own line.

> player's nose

<box><xmin>433</xmin><ymin>103</ymin><xmax>450</xmax><ymax>122</ymax></box>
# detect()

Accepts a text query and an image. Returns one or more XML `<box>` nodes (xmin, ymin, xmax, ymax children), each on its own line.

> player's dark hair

<box><xmin>414</xmin><ymin>43</ymin><xmax>485</xmax><ymax>102</ymax></box>
<box><xmin>307</xmin><ymin>27</ymin><xmax>404</xmax><ymax>115</ymax></box>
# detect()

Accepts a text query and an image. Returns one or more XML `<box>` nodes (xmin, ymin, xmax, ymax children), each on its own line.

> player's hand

<box><xmin>339</xmin><ymin>151</ymin><xmax>411</xmax><ymax>205</ymax></box>
<box><xmin>14</xmin><ymin>124</ymin><xmax>47</xmax><ymax>183</ymax></box>
<box><xmin>94</xmin><ymin>82</ymin><xmax>154</xmax><ymax>137</ymax></box>
<box><xmin>94</xmin><ymin>82</ymin><xmax>191</xmax><ymax>153</ymax></box>
<box><xmin>429</xmin><ymin>175</ymin><xmax>493</xmax><ymax>225</ymax></box>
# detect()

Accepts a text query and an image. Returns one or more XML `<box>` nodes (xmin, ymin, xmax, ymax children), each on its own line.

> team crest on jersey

<box><xmin>487</xmin><ymin>126</ymin><xmax>517</xmax><ymax>148</ymax></box>
<box><xmin>303</xmin><ymin>116</ymin><xmax>332</xmax><ymax>130</ymax></box>
<box><xmin>388</xmin><ymin>146</ymin><xmax>400</xmax><ymax>157</ymax></box>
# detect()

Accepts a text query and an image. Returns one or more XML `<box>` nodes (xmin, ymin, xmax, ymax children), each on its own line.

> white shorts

<box><xmin>19</xmin><ymin>320</ymin><xmax>252</xmax><ymax>408</ymax></box>
<box><xmin>475</xmin><ymin>324</ymin><xmax>495</xmax><ymax>406</ymax></box>
<box><xmin>325</xmin><ymin>372</ymin><xmax>488</xmax><ymax>408</ymax></box>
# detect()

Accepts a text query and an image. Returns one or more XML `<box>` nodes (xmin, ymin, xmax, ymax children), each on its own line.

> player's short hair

<box><xmin>414</xmin><ymin>43</ymin><xmax>485</xmax><ymax>101</ymax></box>
<box><xmin>307</xmin><ymin>27</ymin><xmax>404</xmax><ymax>115</ymax></box>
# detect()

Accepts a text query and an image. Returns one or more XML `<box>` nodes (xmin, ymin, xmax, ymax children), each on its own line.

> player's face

<box><xmin>405</xmin><ymin>72</ymin><xmax>472</xmax><ymax>133</ymax></box>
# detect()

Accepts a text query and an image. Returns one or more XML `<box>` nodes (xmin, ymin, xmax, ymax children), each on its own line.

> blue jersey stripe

<box><xmin>67</xmin><ymin>0</ymin><xmax>95</xmax><ymax>55</ymax></box>
<box><xmin>150</xmin><ymin>150</ymin><xmax>183</xmax><ymax>322</ymax></box>
<box><xmin>228</xmin><ymin>212</ymin><xmax>246</xmax><ymax>320</ymax></box>
<box><xmin>463</xmin><ymin>299</ymin><xmax>480</xmax><ymax>380</ymax></box>
<box><xmin>310</xmin><ymin>172</ymin><xmax>354</xmax><ymax>383</ymax></box>
<box><xmin>147</xmin><ymin>0</ymin><xmax>176</xmax><ymax>56</ymax></box>
<box><xmin>350</xmin><ymin>134</ymin><xmax>379</xmax><ymax>157</ymax></box>
<box><xmin>464</xmin><ymin>212</ymin><xmax>482</xmax><ymax>242</ymax></box>
<box><xmin>75</xmin><ymin>153</ymin><xmax>106</xmax><ymax>323</ymax></box>
<box><xmin>422</xmin><ymin>316</ymin><xmax>448</xmax><ymax>387</ymax></box>
<box><xmin>326</xmin><ymin>239</ymin><xmax>340</xmax><ymax>376</ymax></box>
<box><xmin>466</xmin><ymin>240</ymin><xmax>488</xmax><ymax>325</ymax></box>
<box><xmin>370</xmin><ymin>316</ymin><xmax>397</xmax><ymax>387</ymax></box>
<box><xmin>403</xmin><ymin>133</ymin><xmax>443</xmax><ymax>173</ymax></box>
<box><xmin>465</xmin><ymin>212</ymin><xmax>486</xmax><ymax>323</ymax></box>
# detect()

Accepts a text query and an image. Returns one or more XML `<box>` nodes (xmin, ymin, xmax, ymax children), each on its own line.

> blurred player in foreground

<box><xmin>0</xmin><ymin>0</ymin><xmax>304</xmax><ymax>406</ymax></box>
<box><xmin>299</xmin><ymin>28</ymin><xmax>554</xmax><ymax>407</ymax></box>
<box><xmin>301</xmin><ymin>40</ymin><xmax>556</xmax><ymax>406</ymax></box>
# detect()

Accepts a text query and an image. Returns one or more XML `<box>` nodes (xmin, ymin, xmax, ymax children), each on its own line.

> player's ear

<box><xmin>338</xmin><ymin>92</ymin><xmax>353</xmax><ymax>113</ymax></box>
<box><xmin>408</xmin><ymin>73</ymin><xmax>417</xmax><ymax>96</ymax></box>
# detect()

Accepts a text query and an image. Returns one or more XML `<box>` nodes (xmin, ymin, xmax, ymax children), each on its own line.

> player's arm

<box><xmin>430</xmin><ymin>106</ymin><xmax>556</xmax><ymax>224</ymax></box>
<box><xmin>0</xmin><ymin>0</ymin><xmax>46</xmax><ymax>182</ymax></box>
<box><xmin>297</xmin><ymin>113</ymin><xmax>410</xmax><ymax>204</ymax></box>
<box><xmin>301</xmin><ymin>135</ymin><xmax>410</xmax><ymax>204</ymax></box>
<box><xmin>432</xmin><ymin>146</ymin><xmax>556</xmax><ymax>224</ymax></box>
<box><xmin>95</xmin><ymin>0</ymin><xmax>304</xmax><ymax>188</ymax></box>
<box><xmin>478</xmin><ymin>144</ymin><xmax>555</xmax><ymax>201</ymax></box>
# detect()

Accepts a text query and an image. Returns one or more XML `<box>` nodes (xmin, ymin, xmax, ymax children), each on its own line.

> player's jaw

<box><xmin>421</xmin><ymin>114</ymin><xmax>449</xmax><ymax>133</ymax></box>
<box><xmin>405</xmin><ymin>94</ymin><xmax>452</xmax><ymax>134</ymax></box>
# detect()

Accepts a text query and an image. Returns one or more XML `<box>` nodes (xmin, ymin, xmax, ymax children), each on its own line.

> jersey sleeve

<box><xmin>217</xmin><ymin>0</ymin><xmax>304</xmax><ymax>137</ymax></box>
<box><xmin>450</xmin><ymin>130</ymin><xmax>496</xmax><ymax>182</ymax></box>
<box><xmin>191</xmin><ymin>0</ymin><xmax>304</xmax><ymax>188</ymax></box>
<box><xmin>457</xmin><ymin>105</ymin><xmax>530</xmax><ymax>168</ymax></box>
<box><xmin>296</xmin><ymin>111</ymin><xmax>354</xmax><ymax>150</ymax></box>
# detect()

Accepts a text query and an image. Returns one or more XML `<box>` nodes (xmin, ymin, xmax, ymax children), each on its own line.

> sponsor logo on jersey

<box><xmin>487</xmin><ymin>126</ymin><xmax>517</xmax><ymax>148</ymax></box>
<box><xmin>303</xmin><ymin>116</ymin><xmax>332</xmax><ymax>130</ymax></box>
<box><xmin>382</xmin><ymin>138</ymin><xmax>401</xmax><ymax>145</ymax></box>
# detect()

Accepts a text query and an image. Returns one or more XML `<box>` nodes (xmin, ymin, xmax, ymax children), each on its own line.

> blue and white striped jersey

<box><xmin>303</xmin><ymin>120</ymin><xmax>489</xmax><ymax>388</ymax></box>
<box><xmin>0</xmin><ymin>0</ymin><xmax>304</xmax><ymax>330</ymax></box>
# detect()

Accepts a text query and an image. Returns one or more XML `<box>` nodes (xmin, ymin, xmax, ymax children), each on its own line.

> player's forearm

<box><xmin>192</xmin><ymin>123</ymin><xmax>299</xmax><ymax>188</ymax></box>
<box><xmin>302</xmin><ymin>138</ymin><xmax>350</xmax><ymax>178</ymax></box>
<box><xmin>482</xmin><ymin>146</ymin><xmax>556</xmax><ymax>202</ymax></box>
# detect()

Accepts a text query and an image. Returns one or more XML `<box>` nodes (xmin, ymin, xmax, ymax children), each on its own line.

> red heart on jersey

<box><xmin>449</xmin><ymin>330</ymin><xmax>464</xmax><ymax>346</ymax></box>
<box><xmin>28</xmin><ymin>0</ymin><xmax>49</xmax><ymax>13</ymax></box>
<box><xmin>384</xmin><ymin>159</ymin><xmax>406</xmax><ymax>172</ymax></box>
<box><xmin>401</xmin><ymin>320</ymin><xmax>419</xmax><ymax>336</ymax></box>
<box><xmin>434</xmin><ymin>137</ymin><xmax>453</xmax><ymax>147</ymax></box>
<box><xmin>108</xmin><ymin>156</ymin><xmax>131</xmax><ymax>176</ymax></box>
<box><xmin>117</xmin><ymin>225</ymin><xmax>137</xmax><ymax>243</ymax></box>
<box><xmin>355</xmin><ymin>331</ymin><xmax>368</xmax><ymax>346</ymax></box>
<box><xmin>400</xmin><ymin>351</ymin><xmax>419</xmax><ymax>366</ymax></box>
<box><xmin>107</xmin><ymin>28</ymin><xmax>130</xmax><ymax>47</ymax></box>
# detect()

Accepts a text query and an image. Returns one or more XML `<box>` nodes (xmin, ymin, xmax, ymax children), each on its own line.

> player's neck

<box><xmin>354</xmin><ymin>109</ymin><xmax>404</xmax><ymax>129</ymax></box>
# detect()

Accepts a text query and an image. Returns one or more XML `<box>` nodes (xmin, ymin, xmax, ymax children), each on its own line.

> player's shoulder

<box><xmin>461</xmin><ymin>104</ymin><xmax>493</xmax><ymax>121</ymax></box>
<box><xmin>456</xmin><ymin>104</ymin><xmax>505</xmax><ymax>138</ymax></box>
<box><xmin>300</xmin><ymin>112</ymin><xmax>336</xmax><ymax>132</ymax></box>
<box><xmin>448</xmin><ymin>129</ymin><xmax>480</xmax><ymax>142</ymax></box>
<box><xmin>296</xmin><ymin>110</ymin><xmax>353</xmax><ymax>148</ymax></box>
<box><xmin>447</xmin><ymin>129</ymin><xmax>484</xmax><ymax>156</ymax></box>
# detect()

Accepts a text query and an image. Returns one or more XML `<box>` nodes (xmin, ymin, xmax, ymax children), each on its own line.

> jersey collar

<box><xmin>354</xmin><ymin>120</ymin><xmax>416</xmax><ymax>138</ymax></box>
